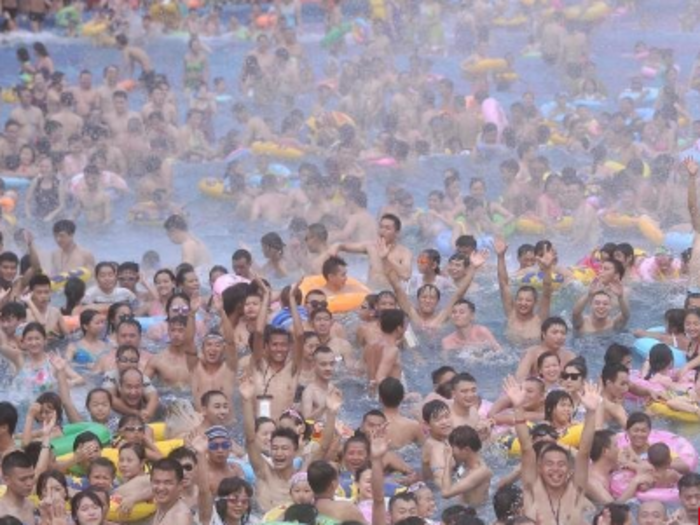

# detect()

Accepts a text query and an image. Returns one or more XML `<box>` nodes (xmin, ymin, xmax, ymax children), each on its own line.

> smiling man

<box><xmin>150</xmin><ymin>458</ymin><xmax>192</xmax><ymax>525</ymax></box>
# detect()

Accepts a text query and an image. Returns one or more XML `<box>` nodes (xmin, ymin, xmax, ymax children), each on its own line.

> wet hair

<box><xmin>1</xmin><ymin>301</ymin><xmax>26</xmax><ymax>322</ymax></box>
<box><xmin>36</xmin><ymin>470</ymin><xmax>68</xmax><ymax>500</ymax></box>
<box><xmin>593</xmin><ymin>504</ymin><xmax>630</xmax><ymax>525</ymax></box>
<box><xmin>422</xmin><ymin>399</ymin><xmax>450</xmax><ymax>423</ymax></box>
<box><xmin>322</xmin><ymin>256</ymin><xmax>347</xmax><ymax>280</ymax></box>
<box><xmin>678</xmin><ymin>472</ymin><xmax>700</xmax><ymax>492</ymax></box>
<box><xmin>665</xmin><ymin>308</ymin><xmax>686</xmax><ymax>334</ymax></box>
<box><xmin>604</xmin><ymin>344</ymin><xmax>632</xmax><ymax>366</ymax></box>
<box><xmin>201</xmin><ymin>390</ymin><xmax>228</xmax><ymax>408</ymax></box>
<box><xmin>379</xmin><ymin>309</ymin><xmax>406</xmax><ymax>334</ymax></box>
<box><xmin>150</xmin><ymin>458</ymin><xmax>183</xmax><ymax>481</ymax></box>
<box><xmin>1</xmin><ymin>450</ymin><xmax>32</xmax><ymax>475</ymax></box>
<box><xmin>29</xmin><ymin>274</ymin><xmax>51</xmax><ymax>290</ymax></box>
<box><xmin>562</xmin><ymin>356</ymin><xmax>588</xmax><ymax>379</ymax></box>
<box><xmin>455</xmin><ymin>235</ymin><xmax>477</xmax><ymax>249</ymax></box>
<box><xmin>601</xmin><ymin>363</ymin><xmax>629</xmax><ymax>386</ymax></box>
<box><xmin>79</xmin><ymin>309</ymin><xmax>102</xmax><ymax>335</ymax></box>
<box><xmin>164</xmin><ymin>214</ymin><xmax>188</xmax><ymax>232</ymax></box>
<box><xmin>451</xmin><ymin>372</ymin><xmax>477</xmax><ymax>389</ymax></box>
<box><xmin>307</xmin><ymin>460</ymin><xmax>337</xmax><ymax>494</ymax></box>
<box><xmin>541</xmin><ymin>316</ymin><xmax>568</xmax><ymax>336</ymax></box>
<box><xmin>284</xmin><ymin>504</ymin><xmax>317</xmax><ymax>525</ymax></box>
<box><xmin>448</xmin><ymin>425</ymin><xmax>481</xmax><ymax>452</ymax></box>
<box><xmin>626</xmin><ymin>411</ymin><xmax>652</xmax><ymax>431</ymax></box>
<box><xmin>590</xmin><ymin>429</ymin><xmax>616</xmax><ymax>462</ymax></box>
<box><xmin>647</xmin><ymin>442</ymin><xmax>671</xmax><ymax>468</ymax></box>
<box><xmin>644</xmin><ymin>344</ymin><xmax>673</xmax><ymax>380</ymax></box>
<box><xmin>492</xmin><ymin>484</ymin><xmax>524</xmax><ymax>522</ymax></box>
<box><xmin>271</xmin><ymin>427</ymin><xmax>299</xmax><ymax>449</ymax></box>
<box><xmin>62</xmin><ymin>278</ymin><xmax>86</xmax><ymax>315</ymax></box>
<box><xmin>169</xmin><ymin>446</ymin><xmax>198</xmax><ymax>465</ymax></box>
<box><xmin>537</xmin><ymin>351</ymin><xmax>560</xmax><ymax>373</ymax></box>
<box><xmin>544</xmin><ymin>390</ymin><xmax>573</xmax><ymax>423</ymax></box>
<box><xmin>419</xmin><ymin>249</ymin><xmax>441</xmax><ymax>274</ymax></box>
<box><xmin>378</xmin><ymin>377</ymin><xmax>404</xmax><ymax>408</ymax></box>
<box><xmin>87</xmin><ymin>457</ymin><xmax>117</xmax><ymax>478</ymax></box>
<box><xmin>0</xmin><ymin>402</ymin><xmax>18</xmax><ymax>435</ymax></box>
<box><xmin>517</xmin><ymin>244</ymin><xmax>535</xmax><ymax>259</ymax></box>
<box><xmin>35</xmin><ymin>392</ymin><xmax>63</xmax><ymax>425</ymax></box>
<box><xmin>416</xmin><ymin>283</ymin><xmax>441</xmax><ymax>301</ymax></box>
<box><xmin>380</xmin><ymin>213</ymin><xmax>402</xmax><ymax>231</ymax></box>
<box><xmin>432</xmin><ymin>366</ymin><xmax>456</xmax><ymax>385</ymax></box>
<box><xmin>254</xmin><ymin>416</ymin><xmax>275</xmax><ymax>432</ymax></box>
<box><xmin>70</xmin><ymin>490</ymin><xmax>105</xmax><ymax>523</ymax></box>
<box><xmin>73</xmin><ymin>431</ymin><xmax>102</xmax><ymax>453</ymax></box>
<box><xmin>389</xmin><ymin>492</ymin><xmax>417</xmax><ymax>512</ymax></box>
<box><xmin>22</xmin><ymin>322</ymin><xmax>46</xmax><ymax>340</ymax></box>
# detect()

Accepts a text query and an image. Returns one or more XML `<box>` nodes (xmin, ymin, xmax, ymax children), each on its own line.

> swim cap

<box><xmin>205</xmin><ymin>425</ymin><xmax>230</xmax><ymax>441</ymax></box>
<box><xmin>290</xmin><ymin>471</ymin><xmax>308</xmax><ymax>487</ymax></box>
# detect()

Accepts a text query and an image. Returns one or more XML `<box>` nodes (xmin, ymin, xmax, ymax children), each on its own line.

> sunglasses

<box><xmin>117</xmin><ymin>357</ymin><xmax>139</xmax><ymax>364</ymax></box>
<box><xmin>118</xmin><ymin>314</ymin><xmax>135</xmax><ymax>322</ymax></box>
<box><xmin>208</xmin><ymin>441</ymin><xmax>231</xmax><ymax>451</ymax></box>
<box><xmin>171</xmin><ymin>305</ymin><xmax>190</xmax><ymax>314</ymax></box>
<box><xmin>122</xmin><ymin>426</ymin><xmax>145</xmax><ymax>433</ymax></box>
<box><xmin>561</xmin><ymin>372</ymin><xmax>582</xmax><ymax>381</ymax></box>
<box><xmin>307</xmin><ymin>300</ymin><xmax>328</xmax><ymax>310</ymax></box>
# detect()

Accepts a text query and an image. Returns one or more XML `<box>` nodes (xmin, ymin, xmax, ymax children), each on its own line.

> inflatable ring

<box><xmin>602</xmin><ymin>213</ymin><xmax>639</xmax><ymax>229</ymax></box>
<box><xmin>51</xmin><ymin>267</ymin><xmax>91</xmax><ymax>292</ymax></box>
<box><xmin>461</xmin><ymin>58</ymin><xmax>508</xmax><ymax>75</ymax></box>
<box><xmin>149</xmin><ymin>422</ymin><xmax>167</xmax><ymax>441</ymax></box>
<box><xmin>97</xmin><ymin>439</ymin><xmax>184</xmax><ymax>474</ymax></box>
<box><xmin>106</xmin><ymin>497</ymin><xmax>156</xmax><ymax>523</ymax></box>
<box><xmin>135</xmin><ymin>316</ymin><xmax>166</xmax><ymax>332</ymax></box>
<box><xmin>508</xmin><ymin>423</ymin><xmax>583</xmax><ymax>456</ymax></box>
<box><xmin>51</xmin><ymin>422</ymin><xmax>111</xmax><ymax>457</ymax></box>
<box><xmin>321</xmin><ymin>22</ymin><xmax>351</xmax><ymax>48</ymax></box>
<box><xmin>610</xmin><ymin>469</ymin><xmax>678</xmax><ymax>503</ymax></box>
<box><xmin>665</xmin><ymin>232</ymin><xmax>693</xmax><ymax>253</ymax></box>
<box><xmin>298</xmin><ymin>276</ymin><xmax>371</xmax><ymax>314</ymax></box>
<box><xmin>515</xmin><ymin>270</ymin><xmax>565</xmax><ymax>290</ymax></box>
<box><xmin>492</xmin><ymin>15</ymin><xmax>527</xmax><ymax>27</ymax></box>
<box><xmin>1</xmin><ymin>176</ymin><xmax>30</xmax><ymax>189</ymax></box>
<box><xmin>633</xmin><ymin>327</ymin><xmax>686</xmax><ymax>367</ymax></box>
<box><xmin>638</xmin><ymin>215</ymin><xmax>664</xmax><ymax>245</ymax></box>
<box><xmin>81</xmin><ymin>20</ymin><xmax>109</xmax><ymax>37</ymax></box>
<box><xmin>251</xmin><ymin>142</ymin><xmax>304</xmax><ymax>160</ymax></box>
<box><xmin>62</xmin><ymin>315</ymin><xmax>80</xmax><ymax>333</ymax></box>
<box><xmin>648</xmin><ymin>402</ymin><xmax>700</xmax><ymax>424</ymax></box>
<box><xmin>197</xmin><ymin>178</ymin><xmax>234</xmax><ymax>200</ymax></box>
<box><xmin>616</xmin><ymin>429</ymin><xmax>698</xmax><ymax>470</ymax></box>
<box><xmin>1</xmin><ymin>89</ymin><xmax>17</xmax><ymax>104</ymax></box>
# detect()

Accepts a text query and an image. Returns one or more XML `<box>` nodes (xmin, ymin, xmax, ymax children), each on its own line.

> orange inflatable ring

<box><xmin>0</xmin><ymin>196</ymin><xmax>15</xmax><ymax>213</ymax></box>
<box><xmin>299</xmin><ymin>275</ymin><xmax>371</xmax><ymax>314</ymax></box>
<box><xmin>62</xmin><ymin>316</ymin><xmax>80</xmax><ymax>333</ymax></box>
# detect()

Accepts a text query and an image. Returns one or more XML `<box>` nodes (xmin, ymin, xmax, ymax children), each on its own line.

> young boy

<box><xmin>377</xmin><ymin>377</ymin><xmax>425</xmax><ymax>449</ymax></box>
<box><xmin>25</xmin><ymin>274</ymin><xmax>67</xmax><ymax>337</ymax></box>
<box><xmin>441</xmin><ymin>425</ymin><xmax>492</xmax><ymax>505</ymax></box>
<box><xmin>301</xmin><ymin>345</ymin><xmax>338</xmax><ymax>421</ymax></box>
<box><xmin>366</xmin><ymin>309</ymin><xmax>406</xmax><ymax>392</ymax></box>
<box><xmin>420</xmin><ymin>399</ymin><xmax>453</xmax><ymax>487</ymax></box>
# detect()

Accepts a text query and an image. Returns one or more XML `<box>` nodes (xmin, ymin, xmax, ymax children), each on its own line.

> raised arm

<box><xmin>435</xmin><ymin>249</ymin><xmax>488</xmax><ymax>324</ymax></box>
<box><xmin>239</xmin><ymin>374</ymin><xmax>267</xmax><ymax>479</ymax></box>
<box><xmin>571</xmin><ymin>288</ymin><xmax>591</xmax><ymax>332</ymax></box>
<box><xmin>250</xmin><ymin>278</ymin><xmax>270</xmax><ymax>372</ymax></box>
<box><xmin>191</xmin><ymin>431</ymin><xmax>214</xmax><ymax>525</ymax></box>
<box><xmin>494</xmin><ymin>239</ymin><xmax>513</xmax><ymax>317</ymax></box>
<box><xmin>381</xmin><ymin>249</ymin><xmax>418</xmax><ymax>323</ymax></box>
<box><xmin>611</xmin><ymin>283</ymin><xmax>630</xmax><ymax>330</ymax></box>
<box><xmin>687</xmin><ymin>157</ymin><xmax>700</xmax><ymax>233</ymax></box>
<box><xmin>574</xmin><ymin>383</ymin><xmax>601</xmax><ymax>492</ymax></box>
<box><xmin>289</xmin><ymin>280</ymin><xmax>305</xmax><ymax>372</ymax></box>
<box><xmin>52</xmin><ymin>355</ymin><xmax>83</xmax><ymax>424</ymax></box>
<box><xmin>535</xmin><ymin>247</ymin><xmax>554</xmax><ymax>320</ymax></box>
<box><xmin>369</xmin><ymin>426</ymin><xmax>389</xmax><ymax>525</ymax></box>
<box><xmin>503</xmin><ymin>375</ymin><xmax>537</xmax><ymax>491</ymax></box>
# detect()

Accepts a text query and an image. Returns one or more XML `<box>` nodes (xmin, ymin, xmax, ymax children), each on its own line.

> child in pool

<box><xmin>20</xmin><ymin>392</ymin><xmax>63</xmax><ymax>446</ymax></box>
<box><xmin>665</xmin><ymin>370</ymin><xmax>700</xmax><ymax>417</ymax></box>
<box><xmin>112</xmin><ymin>414</ymin><xmax>162</xmax><ymax>462</ymax></box>
<box><xmin>263</xmin><ymin>471</ymin><xmax>314</xmax><ymax>522</ymax></box>
<box><xmin>647</xmin><ymin>443</ymin><xmax>682</xmax><ymax>489</ymax></box>
<box><xmin>633</xmin><ymin>308</ymin><xmax>688</xmax><ymax>350</ymax></box>
<box><xmin>678</xmin><ymin>309</ymin><xmax>700</xmax><ymax>378</ymax></box>
<box><xmin>640</xmin><ymin>344</ymin><xmax>690</xmax><ymax>391</ymax></box>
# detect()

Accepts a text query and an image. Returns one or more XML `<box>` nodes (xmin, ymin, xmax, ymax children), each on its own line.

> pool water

<box><xmin>0</xmin><ymin>0</ymin><xmax>698</xmax><ymax>517</ymax></box>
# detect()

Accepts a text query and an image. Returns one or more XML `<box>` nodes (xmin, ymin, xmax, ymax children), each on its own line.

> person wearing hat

<box><xmin>203</xmin><ymin>425</ymin><xmax>244</xmax><ymax>495</ymax></box>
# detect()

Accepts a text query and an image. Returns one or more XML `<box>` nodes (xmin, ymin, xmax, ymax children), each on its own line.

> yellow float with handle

<box><xmin>251</xmin><ymin>142</ymin><xmax>304</xmax><ymax>160</ymax></box>
<box><xmin>461</xmin><ymin>58</ymin><xmax>509</xmax><ymax>75</ymax></box>
<box><xmin>298</xmin><ymin>275</ymin><xmax>371</xmax><ymax>314</ymax></box>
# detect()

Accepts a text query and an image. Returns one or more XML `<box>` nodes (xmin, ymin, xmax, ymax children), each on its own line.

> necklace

<box><xmin>546</xmin><ymin>489</ymin><xmax>562</xmax><ymax>525</ymax></box>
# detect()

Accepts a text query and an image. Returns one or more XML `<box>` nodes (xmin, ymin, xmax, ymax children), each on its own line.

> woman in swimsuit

<box><xmin>142</xmin><ymin>268</ymin><xmax>176</xmax><ymax>317</ymax></box>
<box><xmin>183</xmin><ymin>37</ymin><xmax>210</xmax><ymax>92</ymax></box>
<box><xmin>0</xmin><ymin>322</ymin><xmax>83</xmax><ymax>395</ymax></box>
<box><xmin>65</xmin><ymin>309</ymin><xmax>111</xmax><ymax>367</ymax></box>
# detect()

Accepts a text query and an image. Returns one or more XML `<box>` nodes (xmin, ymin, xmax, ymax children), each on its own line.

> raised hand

<box><xmin>469</xmin><ymin>249</ymin><xmax>490</xmax><ymax>269</ymax></box>
<box><xmin>369</xmin><ymin>423</ymin><xmax>390</xmax><ymax>459</ymax></box>
<box><xmin>376</xmin><ymin>237</ymin><xmax>391</xmax><ymax>259</ymax></box>
<box><xmin>493</xmin><ymin>238</ymin><xmax>508</xmax><ymax>257</ymax></box>
<box><xmin>326</xmin><ymin>388</ymin><xmax>343</xmax><ymax>414</ymax></box>
<box><xmin>42</xmin><ymin>411</ymin><xmax>57</xmax><ymax>439</ymax></box>
<box><xmin>684</xmin><ymin>157</ymin><xmax>699</xmax><ymax>177</ymax></box>
<box><xmin>49</xmin><ymin>353</ymin><xmax>67</xmax><ymax>373</ymax></box>
<box><xmin>537</xmin><ymin>245</ymin><xmax>556</xmax><ymax>270</ymax></box>
<box><xmin>238</xmin><ymin>374</ymin><xmax>255</xmax><ymax>401</ymax></box>
<box><xmin>189</xmin><ymin>430</ymin><xmax>209</xmax><ymax>456</ymax></box>
<box><xmin>28</xmin><ymin>402</ymin><xmax>42</xmax><ymax>419</ymax></box>
<box><xmin>580</xmin><ymin>382</ymin><xmax>602</xmax><ymax>412</ymax></box>
<box><xmin>502</xmin><ymin>375</ymin><xmax>525</xmax><ymax>409</ymax></box>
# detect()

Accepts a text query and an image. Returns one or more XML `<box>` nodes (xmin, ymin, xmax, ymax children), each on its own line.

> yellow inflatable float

<box><xmin>251</xmin><ymin>142</ymin><xmax>304</xmax><ymax>160</ymax></box>
<box><xmin>51</xmin><ymin>266</ymin><xmax>91</xmax><ymax>292</ymax></box>
<box><xmin>515</xmin><ymin>216</ymin><xmax>573</xmax><ymax>235</ymax></box>
<box><xmin>507</xmin><ymin>423</ymin><xmax>583</xmax><ymax>456</ymax></box>
<box><xmin>493</xmin><ymin>15</ymin><xmax>527</xmax><ymax>27</ymax></box>
<box><xmin>461</xmin><ymin>58</ymin><xmax>509</xmax><ymax>75</ymax></box>
<box><xmin>299</xmin><ymin>275</ymin><xmax>371</xmax><ymax>314</ymax></box>
<box><xmin>81</xmin><ymin>20</ymin><xmax>109</xmax><ymax>36</ymax></box>
<box><xmin>564</xmin><ymin>2</ymin><xmax>611</xmax><ymax>22</ymax></box>
<box><xmin>648</xmin><ymin>402</ymin><xmax>700</xmax><ymax>424</ymax></box>
<box><xmin>197</xmin><ymin>178</ymin><xmax>234</xmax><ymax>200</ymax></box>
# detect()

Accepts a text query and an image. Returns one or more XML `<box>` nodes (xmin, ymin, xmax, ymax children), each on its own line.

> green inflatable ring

<box><xmin>51</xmin><ymin>422</ymin><xmax>111</xmax><ymax>457</ymax></box>
<box><xmin>493</xmin><ymin>213</ymin><xmax>516</xmax><ymax>238</ymax></box>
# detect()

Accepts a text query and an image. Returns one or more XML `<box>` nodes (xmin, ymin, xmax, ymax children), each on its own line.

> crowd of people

<box><xmin>0</xmin><ymin>0</ymin><xmax>698</xmax><ymax>525</ymax></box>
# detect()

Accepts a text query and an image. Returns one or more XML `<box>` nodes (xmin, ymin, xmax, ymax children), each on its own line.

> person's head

<box><xmin>637</xmin><ymin>501</ymin><xmax>667</xmax><ymax>525</ymax></box>
<box><xmin>685</xmin><ymin>308</ymin><xmax>700</xmax><ymax>340</ymax></box>
<box><xmin>514</xmin><ymin>286</ymin><xmax>538</xmax><ymax>316</ymax></box>
<box><xmin>341</xmin><ymin>434</ymin><xmax>370</xmax><ymax>472</ymax></box>
<box><xmin>408</xmin><ymin>482</ymin><xmax>436</xmax><ymax>520</ymax></box>
<box><xmin>118</xmin><ymin>368</ymin><xmax>147</xmax><ymax>409</ymax></box>
<box><xmin>118</xmin><ymin>442</ymin><xmax>146</xmax><ymax>481</ymax></box>
<box><xmin>625</xmin><ymin>412</ymin><xmax>652</xmax><ymax>450</ymax></box>
<box><xmin>647</xmin><ymin>442</ymin><xmax>672</xmax><ymax>469</ymax></box>
<box><xmin>448</xmin><ymin>425</ymin><xmax>482</xmax><ymax>464</ymax></box>
<box><xmin>153</xmin><ymin>268</ymin><xmax>176</xmax><ymax>299</ymax></box>
<box><xmin>108</xmin><ymin>302</ymin><xmax>135</xmax><ymax>334</ymax></box>
<box><xmin>21</xmin><ymin>322</ymin><xmax>47</xmax><ymax>356</ymax></box>
<box><xmin>493</xmin><ymin>484</ymin><xmax>524</xmax><ymax>523</ymax></box>
<box><xmin>34</xmin><ymin>391</ymin><xmax>63</xmax><ymax>426</ymax></box>
<box><xmin>389</xmin><ymin>492</ymin><xmax>418</xmax><ymax>523</ymax></box>
<box><xmin>307</xmin><ymin>460</ymin><xmax>339</xmax><ymax>496</ymax></box>
<box><xmin>94</xmin><ymin>262</ymin><xmax>118</xmax><ymax>293</ymax></box>
<box><xmin>378</xmin><ymin>377</ymin><xmax>404</xmax><ymax>409</ymax></box>
<box><xmin>540</xmin><ymin>317</ymin><xmax>568</xmax><ymax>348</ymax></box>
<box><xmin>645</xmin><ymin>344</ymin><xmax>673</xmax><ymax>379</ymax></box>
<box><xmin>422</xmin><ymin>399</ymin><xmax>452</xmax><ymax>439</ymax></box>
<box><xmin>378</xmin><ymin>213</ymin><xmax>402</xmax><ymax>242</ymax></box>
<box><xmin>312</xmin><ymin>345</ymin><xmax>336</xmax><ymax>382</ymax></box>
<box><xmin>2</xmin><ymin>451</ymin><xmax>34</xmax><ymax>498</ymax></box>
<box><xmin>604</xmin><ymin>343</ymin><xmax>633</xmax><ymax>368</ymax></box>
<box><xmin>417</xmin><ymin>249</ymin><xmax>441</xmax><ymax>277</ymax></box>
<box><xmin>117</xmin><ymin>262</ymin><xmax>139</xmax><ymax>292</ymax></box>
<box><xmin>544</xmin><ymin>390</ymin><xmax>573</xmax><ymax>426</ymax></box>
<box><xmin>379</xmin><ymin>309</ymin><xmax>407</xmax><ymax>339</ymax></box>
<box><xmin>28</xmin><ymin>274</ymin><xmax>52</xmax><ymax>306</ymax></box>
<box><xmin>261</xmin><ymin>232</ymin><xmax>285</xmax><ymax>259</ymax></box>
<box><xmin>601</xmin><ymin>363</ymin><xmax>630</xmax><ymax>398</ymax></box>
<box><xmin>599</xmin><ymin>259</ymin><xmax>625</xmax><ymax>284</ymax></box>
<box><xmin>53</xmin><ymin>219</ymin><xmax>76</xmax><ymax>250</ymax></box>
<box><xmin>360</xmin><ymin>410</ymin><xmax>387</xmax><ymax>437</ymax></box>
<box><xmin>150</xmin><ymin>458</ymin><xmax>184</xmax><ymax>506</ymax></box>
<box><xmin>536</xmin><ymin>442</ymin><xmax>572</xmax><ymax>490</ymax></box>
<box><xmin>594</xmin><ymin>504</ymin><xmax>631</xmax><ymax>525</ymax></box>
<box><xmin>678</xmin><ymin>473</ymin><xmax>700</xmax><ymax>517</ymax></box>
<box><xmin>36</xmin><ymin>469</ymin><xmax>68</xmax><ymax>501</ymax></box>
<box><xmin>270</xmin><ymin>427</ymin><xmax>299</xmax><ymax>470</ymax></box>
<box><xmin>86</xmin><ymin>458</ymin><xmax>116</xmax><ymax>491</ymax></box>
<box><xmin>70</xmin><ymin>490</ymin><xmax>105</xmax><ymax>525</ymax></box>
<box><xmin>264</xmin><ymin>326</ymin><xmax>292</xmax><ymax>365</ymax></box>
<box><xmin>80</xmin><ymin>309</ymin><xmax>106</xmax><ymax>337</ymax></box>
<box><xmin>589</xmin><ymin>291</ymin><xmax>613</xmax><ymax>320</ymax></box>
<box><xmin>0</xmin><ymin>301</ymin><xmax>26</xmax><ymax>337</ymax></box>
<box><xmin>537</xmin><ymin>351</ymin><xmax>561</xmax><ymax>384</ymax></box>
<box><xmin>450</xmin><ymin>299</ymin><xmax>476</xmax><ymax>329</ymax></box>
<box><xmin>200</xmin><ymin>390</ymin><xmax>230</xmax><ymax>426</ymax></box>
<box><xmin>0</xmin><ymin>252</ymin><xmax>19</xmax><ymax>283</ymax></box>
<box><xmin>205</xmin><ymin>425</ymin><xmax>233</xmax><ymax>466</ymax></box>
<box><xmin>560</xmin><ymin>357</ymin><xmax>587</xmax><ymax>393</ymax></box>
<box><xmin>590</xmin><ymin>429</ymin><xmax>619</xmax><ymax>466</ymax></box>
<box><xmin>231</xmin><ymin>249</ymin><xmax>253</xmax><ymax>277</ymax></box>
<box><xmin>0</xmin><ymin>401</ymin><xmax>18</xmax><ymax>437</ymax></box>
<box><xmin>523</xmin><ymin>377</ymin><xmax>546</xmax><ymax>408</ymax></box>
<box><xmin>164</xmin><ymin>215</ymin><xmax>189</xmax><ymax>244</ymax></box>
<box><xmin>214</xmin><ymin>477</ymin><xmax>253</xmax><ymax>524</ymax></box>
<box><xmin>450</xmin><ymin>373</ymin><xmax>478</xmax><ymax>410</ymax></box>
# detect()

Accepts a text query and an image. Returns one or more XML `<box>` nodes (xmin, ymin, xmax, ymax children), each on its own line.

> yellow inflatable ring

<box><xmin>648</xmin><ymin>402</ymin><xmax>700</xmax><ymax>424</ymax></box>
<box><xmin>251</xmin><ymin>142</ymin><xmax>304</xmax><ymax>160</ymax></box>
<box><xmin>51</xmin><ymin>266</ymin><xmax>91</xmax><ymax>292</ymax></box>
<box><xmin>638</xmin><ymin>215</ymin><xmax>664</xmax><ymax>245</ymax></box>
<box><xmin>197</xmin><ymin>178</ymin><xmax>235</xmax><ymax>200</ymax></box>
<box><xmin>508</xmin><ymin>423</ymin><xmax>583</xmax><ymax>456</ymax></box>
<box><xmin>298</xmin><ymin>275</ymin><xmax>371</xmax><ymax>314</ymax></box>
<box><xmin>602</xmin><ymin>213</ymin><xmax>639</xmax><ymax>229</ymax></box>
<box><xmin>82</xmin><ymin>20</ymin><xmax>109</xmax><ymax>36</ymax></box>
<box><xmin>107</xmin><ymin>495</ymin><xmax>156</xmax><ymax>522</ymax></box>
<box><xmin>461</xmin><ymin>58</ymin><xmax>508</xmax><ymax>75</ymax></box>
<box><xmin>493</xmin><ymin>15</ymin><xmax>527</xmax><ymax>27</ymax></box>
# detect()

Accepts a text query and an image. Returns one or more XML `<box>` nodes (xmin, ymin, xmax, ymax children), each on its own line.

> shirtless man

<box><xmin>116</xmin><ymin>34</ymin><xmax>154</xmax><ymax>83</ymax></box>
<box><xmin>145</xmin><ymin>316</ymin><xmax>196</xmax><ymax>389</ymax></box>
<box><xmin>319</xmin><ymin>255</ymin><xmax>368</xmax><ymax>297</ymax></box>
<box><xmin>96</xmin><ymin>65</ymin><xmax>120</xmax><ymax>115</ymax></box>
<box><xmin>50</xmin><ymin>92</ymin><xmax>84</xmax><ymax>139</ymax></box>
<box><xmin>103</xmin><ymin>91</ymin><xmax>142</xmax><ymax>151</ymax></box>
<box><xmin>10</xmin><ymin>86</ymin><xmax>44</xmax><ymax>141</ymax></box>
<box><xmin>250</xmin><ymin>175</ymin><xmax>291</xmax><ymax>224</ymax></box>
<box><xmin>420</xmin><ymin>399</ymin><xmax>454</xmax><ymax>489</ymax></box>
<box><xmin>495</xmin><ymin>238</ymin><xmax>554</xmax><ymax>345</ymax></box>
<box><xmin>600</xmin><ymin>363</ymin><xmax>630</xmax><ymax>428</ymax></box>
<box><xmin>565</xmin><ymin>176</ymin><xmax>601</xmax><ymax>248</ymax></box>
<box><xmin>74</xmin><ymin>165</ymin><xmax>111</xmax><ymax>226</ymax></box>
<box><xmin>248</xmin><ymin>283</ymin><xmax>302</xmax><ymax>420</ymax></box>
<box><xmin>0</xmin><ymin>451</ymin><xmax>36</xmax><ymax>524</ymax></box>
<box><xmin>309</xmin><ymin>308</ymin><xmax>356</xmax><ymax>371</ymax></box>
<box><xmin>330</xmin><ymin>190</ymin><xmax>377</xmax><ymax>243</ymax></box>
<box><xmin>50</xmin><ymin>219</ymin><xmax>96</xmax><ymax>275</ymax></box>
<box><xmin>142</xmin><ymin>84</ymin><xmax>178</xmax><ymax>126</ymax></box>
<box><xmin>332</xmin><ymin>213</ymin><xmax>413</xmax><ymax>288</ymax></box>
<box><xmin>572</xmin><ymin>282</ymin><xmax>630</xmax><ymax>335</ymax></box>
<box><xmin>300</xmin><ymin>345</ymin><xmax>338</xmax><ymax>421</ymax></box>
<box><xmin>303</xmin><ymin>223</ymin><xmax>333</xmax><ymax>275</ymax></box>
<box><xmin>516</xmin><ymin>317</ymin><xmax>577</xmax><ymax>380</ymax></box>
<box><xmin>670</xmin><ymin>474</ymin><xmax>700</xmax><ymax>525</ymax></box>
<box><xmin>366</xmin><ymin>309</ymin><xmax>406</xmax><ymax>390</ymax></box>
<box><xmin>377</xmin><ymin>377</ymin><xmax>425</xmax><ymax>449</ymax></box>
<box><xmin>449</xmin><ymin>373</ymin><xmax>489</xmax><ymax>432</ymax></box>
<box><xmin>506</xmin><ymin>375</ymin><xmax>599</xmax><ymax>525</ymax></box>
<box><xmin>71</xmin><ymin>70</ymin><xmax>100</xmax><ymax>119</ymax></box>
<box><xmin>587</xmin><ymin>429</ymin><xmax>653</xmax><ymax>504</ymax></box>
<box><xmin>201</xmin><ymin>426</ymin><xmax>244</xmax><ymax>494</ymax></box>
<box><xmin>0</xmin><ymin>120</ymin><xmax>25</xmax><ymax>170</ymax></box>
<box><xmin>232</xmin><ymin>103</ymin><xmax>274</xmax><ymax>146</ymax></box>
<box><xmin>442</xmin><ymin>425</ymin><xmax>492</xmax><ymax>506</ymax></box>
<box><xmin>442</xmin><ymin>299</ymin><xmax>501</xmax><ymax>352</ymax></box>
<box><xmin>164</xmin><ymin>214</ymin><xmax>212</xmax><ymax>268</ymax></box>
<box><xmin>150</xmin><ymin>459</ymin><xmax>193</xmax><ymax>525</ymax></box>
